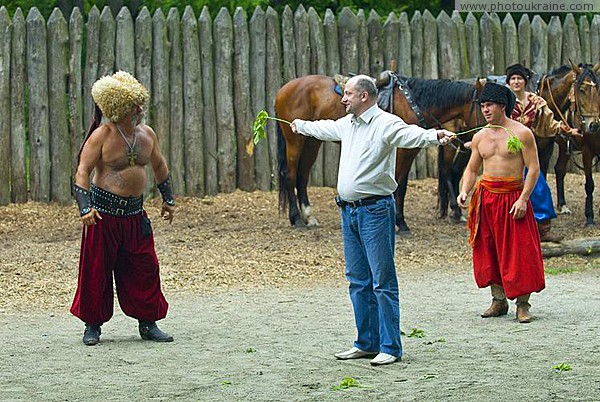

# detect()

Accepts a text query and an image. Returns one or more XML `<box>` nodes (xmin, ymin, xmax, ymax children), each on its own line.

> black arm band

<box><xmin>157</xmin><ymin>174</ymin><xmax>175</xmax><ymax>206</ymax></box>
<box><xmin>73</xmin><ymin>183</ymin><xmax>92</xmax><ymax>216</ymax></box>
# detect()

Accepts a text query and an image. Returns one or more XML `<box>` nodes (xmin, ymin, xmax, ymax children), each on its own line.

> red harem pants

<box><xmin>70</xmin><ymin>211</ymin><xmax>169</xmax><ymax>324</ymax></box>
<box><xmin>469</xmin><ymin>181</ymin><xmax>545</xmax><ymax>300</ymax></box>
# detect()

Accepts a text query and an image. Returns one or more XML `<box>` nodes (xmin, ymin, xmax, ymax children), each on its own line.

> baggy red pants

<box><xmin>468</xmin><ymin>177</ymin><xmax>545</xmax><ymax>300</ymax></box>
<box><xmin>70</xmin><ymin>211</ymin><xmax>169</xmax><ymax>324</ymax></box>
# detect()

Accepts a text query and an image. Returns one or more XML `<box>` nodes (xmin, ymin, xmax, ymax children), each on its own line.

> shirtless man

<box><xmin>71</xmin><ymin>71</ymin><xmax>175</xmax><ymax>345</ymax></box>
<box><xmin>457</xmin><ymin>82</ymin><xmax>545</xmax><ymax>323</ymax></box>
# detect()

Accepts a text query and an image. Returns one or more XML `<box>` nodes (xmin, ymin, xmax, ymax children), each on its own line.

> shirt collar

<box><xmin>351</xmin><ymin>104</ymin><xmax>380</xmax><ymax>125</ymax></box>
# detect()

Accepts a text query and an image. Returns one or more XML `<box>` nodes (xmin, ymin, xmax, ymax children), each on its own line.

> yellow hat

<box><xmin>91</xmin><ymin>71</ymin><xmax>149</xmax><ymax>122</ymax></box>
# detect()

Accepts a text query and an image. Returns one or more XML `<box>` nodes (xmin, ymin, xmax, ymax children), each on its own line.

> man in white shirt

<box><xmin>291</xmin><ymin>74</ymin><xmax>454</xmax><ymax>365</ymax></box>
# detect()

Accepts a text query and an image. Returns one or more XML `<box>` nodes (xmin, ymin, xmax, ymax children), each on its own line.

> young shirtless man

<box><xmin>457</xmin><ymin>82</ymin><xmax>545</xmax><ymax>323</ymax></box>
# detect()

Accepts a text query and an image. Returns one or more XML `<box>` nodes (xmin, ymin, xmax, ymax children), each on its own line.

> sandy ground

<box><xmin>1</xmin><ymin>174</ymin><xmax>600</xmax><ymax>401</ymax></box>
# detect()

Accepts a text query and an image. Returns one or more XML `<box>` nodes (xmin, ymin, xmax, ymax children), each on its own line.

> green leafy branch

<box><xmin>331</xmin><ymin>376</ymin><xmax>371</xmax><ymax>391</ymax></box>
<box><xmin>253</xmin><ymin>110</ymin><xmax>291</xmax><ymax>145</ymax></box>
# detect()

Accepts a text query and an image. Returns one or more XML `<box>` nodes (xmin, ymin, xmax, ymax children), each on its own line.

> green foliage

<box><xmin>553</xmin><ymin>362</ymin><xmax>572</xmax><ymax>372</ymax></box>
<box><xmin>407</xmin><ymin>328</ymin><xmax>426</xmax><ymax>338</ymax></box>
<box><xmin>506</xmin><ymin>134</ymin><xmax>524</xmax><ymax>154</ymax></box>
<box><xmin>245</xmin><ymin>347</ymin><xmax>256</xmax><ymax>353</ymax></box>
<box><xmin>252</xmin><ymin>110</ymin><xmax>290</xmax><ymax>145</ymax></box>
<box><xmin>545</xmin><ymin>266</ymin><xmax>580</xmax><ymax>275</ymax></box>
<box><xmin>331</xmin><ymin>376</ymin><xmax>370</xmax><ymax>391</ymax></box>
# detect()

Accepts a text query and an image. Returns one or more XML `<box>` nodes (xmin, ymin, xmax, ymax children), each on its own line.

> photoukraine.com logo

<box><xmin>455</xmin><ymin>0</ymin><xmax>599</xmax><ymax>13</ymax></box>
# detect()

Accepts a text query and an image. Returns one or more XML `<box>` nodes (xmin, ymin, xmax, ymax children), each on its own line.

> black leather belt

<box><xmin>335</xmin><ymin>194</ymin><xmax>391</xmax><ymax>208</ymax></box>
<box><xmin>91</xmin><ymin>184</ymin><xmax>144</xmax><ymax>216</ymax></box>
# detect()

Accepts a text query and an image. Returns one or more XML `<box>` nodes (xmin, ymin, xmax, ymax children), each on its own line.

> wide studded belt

<box><xmin>91</xmin><ymin>184</ymin><xmax>144</xmax><ymax>216</ymax></box>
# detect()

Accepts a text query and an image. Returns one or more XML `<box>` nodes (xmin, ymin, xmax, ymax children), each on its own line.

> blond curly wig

<box><xmin>91</xmin><ymin>71</ymin><xmax>149</xmax><ymax>122</ymax></box>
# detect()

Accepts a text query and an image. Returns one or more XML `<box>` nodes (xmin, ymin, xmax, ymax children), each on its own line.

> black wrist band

<box><xmin>73</xmin><ymin>183</ymin><xmax>92</xmax><ymax>216</ymax></box>
<box><xmin>157</xmin><ymin>174</ymin><xmax>175</xmax><ymax>206</ymax></box>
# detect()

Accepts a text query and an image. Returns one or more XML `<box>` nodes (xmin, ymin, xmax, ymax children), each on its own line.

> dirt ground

<box><xmin>1</xmin><ymin>174</ymin><xmax>600</xmax><ymax>401</ymax></box>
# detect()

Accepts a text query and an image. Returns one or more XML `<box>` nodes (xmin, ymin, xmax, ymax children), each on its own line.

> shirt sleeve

<box><xmin>294</xmin><ymin>118</ymin><xmax>344</xmax><ymax>141</ymax></box>
<box><xmin>382</xmin><ymin>118</ymin><xmax>439</xmax><ymax>148</ymax></box>
<box><xmin>533</xmin><ymin>104</ymin><xmax>562</xmax><ymax>137</ymax></box>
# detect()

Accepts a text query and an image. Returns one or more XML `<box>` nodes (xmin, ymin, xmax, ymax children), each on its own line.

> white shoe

<box><xmin>370</xmin><ymin>352</ymin><xmax>399</xmax><ymax>366</ymax></box>
<box><xmin>334</xmin><ymin>347</ymin><xmax>378</xmax><ymax>360</ymax></box>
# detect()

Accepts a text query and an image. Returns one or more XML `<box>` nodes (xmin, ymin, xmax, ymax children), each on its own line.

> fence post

<box><xmin>437</xmin><ymin>11</ymin><xmax>460</xmax><ymax>81</ymax></box>
<box><xmin>562</xmin><ymin>14</ymin><xmax>581</xmax><ymax>65</ymax></box>
<box><xmin>410</xmin><ymin>11</ymin><xmax>423</xmax><ymax>78</ymax></box>
<box><xmin>27</xmin><ymin>7</ymin><xmax>50</xmax><ymax>202</ymax></box>
<box><xmin>422</xmin><ymin>10</ymin><xmax>438</xmax><ymax>178</ymax></box>
<box><xmin>367</xmin><ymin>10</ymin><xmax>383</xmax><ymax>77</ymax></box>
<box><xmin>323</xmin><ymin>9</ymin><xmax>340</xmax><ymax>187</ymax></box>
<box><xmin>48</xmin><ymin>8</ymin><xmax>71</xmax><ymax>205</ymax></box>
<box><xmin>502</xmin><ymin>14</ymin><xmax>518</xmax><ymax>68</ymax></box>
<box><xmin>98</xmin><ymin>7</ymin><xmax>115</xmax><ymax>77</ymax></box>
<box><xmin>452</xmin><ymin>11</ymin><xmax>469</xmax><ymax>78</ymax></box>
<box><xmin>68</xmin><ymin>8</ymin><xmax>83</xmax><ymax>179</ymax></box>
<box><xmin>580</xmin><ymin>16</ymin><xmax>591</xmax><ymax>64</ymax></box>
<box><xmin>531</xmin><ymin>15</ymin><xmax>548</xmax><ymax>74</ymax></box>
<box><xmin>250</xmin><ymin>7</ymin><xmax>270</xmax><ymax>191</ymax></box>
<box><xmin>115</xmin><ymin>7</ymin><xmax>134</xmax><ymax>73</ymax></box>
<box><xmin>518</xmin><ymin>14</ymin><xmax>531</xmax><ymax>67</ymax></box>
<box><xmin>307</xmin><ymin>6</ymin><xmax>325</xmax><ymax>186</ymax></box>
<box><xmin>281</xmin><ymin>6</ymin><xmax>296</xmax><ymax>84</ymax></box>
<box><xmin>264</xmin><ymin>6</ymin><xmax>282</xmax><ymax>190</ymax></box>
<box><xmin>152</xmin><ymin>8</ymin><xmax>170</xmax><ymax>171</ymax></box>
<box><xmin>547</xmin><ymin>16</ymin><xmax>563</xmax><ymax>70</ymax></box>
<box><xmin>233</xmin><ymin>7</ymin><xmax>255</xmax><ymax>192</ymax></box>
<box><xmin>11</xmin><ymin>9</ymin><xmax>27</xmax><ymax>203</ymax></box>
<box><xmin>592</xmin><ymin>16</ymin><xmax>600</xmax><ymax>63</ymax></box>
<box><xmin>357</xmin><ymin>10</ymin><xmax>369</xmax><ymax>75</ymax></box>
<box><xmin>82</xmin><ymin>6</ymin><xmax>99</xmax><ymax>136</ymax></box>
<box><xmin>166</xmin><ymin>8</ymin><xmax>184</xmax><ymax>195</ymax></box>
<box><xmin>181</xmin><ymin>6</ymin><xmax>204</xmax><ymax>196</ymax></box>
<box><xmin>464</xmin><ymin>12</ymin><xmax>481</xmax><ymax>78</ymax></box>
<box><xmin>0</xmin><ymin>7</ymin><xmax>11</xmax><ymax>205</ymax></box>
<box><xmin>214</xmin><ymin>8</ymin><xmax>236</xmax><ymax>193</ymax></box>
<box><xmin>480</xmin><ymin>13</ymin><xmax>494</xmax><ymax>76</ymax></box>
<box><xmin>383</xmin><ymin>12</ymin><xmax>398</xmax><ymax>73</ymax></box>
<box><xmin>398</xmin><ymin>12</ymin><xmax>411</xmax><ymax>77</ymax></box>
<box><xmin>198</xmin><ymin>7</ymin><xmax>218</xmax><ymax>196</ymax></box>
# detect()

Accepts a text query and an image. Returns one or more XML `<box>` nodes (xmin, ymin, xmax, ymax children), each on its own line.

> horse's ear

<box><xmin>569</xmin><ymin>59</ymin><xmax>582</xmax><ymax>75</ymax></box>
<box><xmin>475</xmin><ymin>77</ymin><xmax>485</xmax><ymax>90</ymax></box>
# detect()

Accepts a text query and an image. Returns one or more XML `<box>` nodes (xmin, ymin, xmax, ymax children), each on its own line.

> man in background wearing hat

<box><xmin>457</xmin><ymin>82</ymin><xmax>545</xmax><ymax>324</ymax></box>
<box><xmin>71</xmin><ymin>71</ymin><xmax>175</xmax><ymax>345</ymax></box>
<box><xmin>291</xmin><ymin>75</ymin><xmax>455</xmax><ymax>365</ymax></box>
<box><xmin>505</xmin><ymin>63</ymin><xmax>579</xmax><ymax>243</ymax></box>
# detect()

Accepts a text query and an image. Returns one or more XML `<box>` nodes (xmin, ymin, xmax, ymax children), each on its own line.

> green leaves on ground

<box><xmin>331</xmin><ymin>376</ymin><xmax>370</xmax><ymax>391</ymax></box>
<box><xmin>407</xmin><ymin>328</ymin><xmax>426</xmax><ymax>338</ymax></box>
<box><xmin>553</xmin><ymin>362</ymin><xmax>572</xmax><ymax>372</ymax></box>
<box><xmin>245</xmin><ymin>348</ymin><xmax>256</xmax><ymax>353</ymax></box>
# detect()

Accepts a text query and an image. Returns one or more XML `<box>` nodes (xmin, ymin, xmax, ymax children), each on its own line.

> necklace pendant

<box><xmin>127</xmin><ymin>149</ymin><xmax>137</xmax><ymax>167</ymax></box>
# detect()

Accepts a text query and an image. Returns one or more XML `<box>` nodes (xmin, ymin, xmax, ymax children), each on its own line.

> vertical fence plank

<box><xmin>294</xmin><ymin>5</ymin><xmax>310</xmax><ymax>79</ymax></box>
<box><xmin>464</xmin><ymin>12</ymin><xmax>481</xmax><ymax>78</ymax></box>
<box><xmin>367</xmin><ymin>10</ymin><xmax>383</xmax><ymax>77</ymax></box>
<box><xmin>580</xmin><ymin>16</ymin><xmax>591</xmax><ymax>64</ymax></box>
<box><xmin>410</xmin><ymin>11</ymin><xmax>423</xmax><ymax>78</ymax></box>
<box><xmin>357</xmin><ymin>10</ymin><xmax>369</xmax><ymax>75</ymax></box>
<box><xmin>398</xmin><ymin>12</ymin><xmax>411</xmax><ymax>76</ymax></box>
<box><xmin>167</xmin><ymin>8</ymin><xmax>184</xmax><ymax>195</ymax></box>
<box><xmin>82</xmin><ymin>6</ymin><xmax>99</xmax><ymax>134</ymax></box>
<box><xmin>422</xmin><ymin>10</ymin><xmax>438</xmax><ymax>178</ymax></box>
<box><xmin>115</xmin><ymin>7</ymin><xmax>134</xmax><ymax>73</ymax></box>
<box><xmin>518</xmin><ymin>15</ymin><xmax>531</xmax><ymax>67</ymax></box>
<box><xmin>233</xmin><ymin>7</ymin><xmax>255</xmax><ymax>191</ymax></box>
<box><xmin>323</xmin><ymin>9</ymin><xmax>340</xmax><ymax>187</ymax></box>
<box><xmin>27</xmin><ymin>8</ymin><xmax>50</xmax><ymax>202</ymax></box>
<box><xmin>307</xmin><ymin>6</ymin><xmax>326</xmax><ymax>186</ymax></box>
<box><xmin>10</xmin><ymin>9</ymin><xmax>27</xmax><ymax>203</ymax></box>
<box><xmin>591</xmin><ymin>16</ymin><xmax>600</xmax><ymax>63</ymax></box>
<box><xmin>437</xmin><ymin>11</ymin><xmax>460</xmax><ymax>80</ymax></box>
<box><xmin>152</xmin><ymin>8</ymin><xmax>170</xmax><ymax>168</ymax></box>
<box><xmin>214</xmin><ymin>8</ymin><xmax>236</xmax><ymax>193</ymax></box>
<box><xmin>562</xmin><ymin>14</ymin><xmax>581</xmax><ymax>65</ymax></box>
<box><xmin>547</xmin><ymin>16</ymin><xmax>562</xmax><ymax>70</ymax></box>
<box><xmin>383</xmin><ymin>12</ymin><xmax>398</xmax><ymax>72</ymax></box>
<box><xmin>0</xmin><ymin>7</ymin><xmax>11</xmax><ymax>205</ymax></box>
<box><xmin>182</xmin><ymin>6</ymin><xmax>204</xmax><ymax>196</ymax></box>
<box><xmin>48</xmin><ymin>8</ymin><xmax>71</xmax><ymax>205</ymax></box>
<box><xmin>452</xmin><ymin>11</ymin><xmax>469</xmax><ymax>78</ymax></box>
<box><xmin>98</xmin><ymin>6</ymin><xmax>115</xmax><ymax>77</ymax></box>
<box><xmin>68</xmin><ymin>8</ymin><xmax>83</xmax><ymax>177</ymax></box>
<box><xmin>198</xmin><ymin>7</ymin><xmax>218</xmax><ymax>195</ymax></box>
<box><xmin>281</xmin><ymin>5</ymin><xmax>296</xmax><ymax>83</ymax></box>
<box><xmin>490</xmin><ymin>13</ymin><xmax>504</xmax><ymax>74</ymax></box>
<box><xmin>480</xmin><ymin>13</ymin><xmax>494</xmax><ymax>76</ymax></box>
<box><xmin>502</xmin><ymin>14</ymin><xmax>518</xmax><ymax>68</ymax></box>
<box><xmin>250</xmin><ymin>7</ymin><xmax>270</xmax><ymax>191</ymax></box>
<box><xmin>531</xmin><ymin>15</ymin><xmax>548</xmax><ymax>74</ymax></box>
<box><xmin>265</xmin><ymin>6</ymin><xmax>282</xmax><ymax>190</ymax></box>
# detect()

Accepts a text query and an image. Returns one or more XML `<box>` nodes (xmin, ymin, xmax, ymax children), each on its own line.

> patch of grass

<box><xmin>553</xmin><ymin>363</ymin><xmax>572</xmax><ymax>372</ymax></box>
<box><xmin>331</xmin><ymin>376</ymin><xmax>370</xmax><ymax>391</ymax></box>
<box><xmin>545</xmin><ymin>266</ymin><xmax>580</xmax><ymax>275</ymax></box>
<box><xmin>221</xmin><ymin>381</ymin><xmax>232</xmax><ymax>386</ymax></box>
<box><xmin>407</xmin><ymin>328</ymin><xmax>426</xmax><ymax>338</ymax></box>
<box><xmin>245</xmin><ymin>348</ymin><xmax>256</xmax><ymax>353</ymax></box>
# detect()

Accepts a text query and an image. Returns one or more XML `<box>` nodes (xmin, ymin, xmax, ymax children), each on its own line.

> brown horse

<box><xmin>551</xmin><ymin>63</ymin><xmax>600</xmax><ymax>225</ymax></box>
<box><xmin>275</xmin><ymin>72</ymin><xmax>484</xmax><ymax>232</ymax></box>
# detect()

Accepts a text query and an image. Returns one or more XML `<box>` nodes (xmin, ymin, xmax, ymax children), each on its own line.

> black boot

<box><xmin>83</xmin><ymin>324</ymin><xmax>101</xmax><ymax>346</ymax></box>
<box><xmin>138</xmin><ymin>321</ymin><xmax>174</xmax><ymax>342</ymax></box>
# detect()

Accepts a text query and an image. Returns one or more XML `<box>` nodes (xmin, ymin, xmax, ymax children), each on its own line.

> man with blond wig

<box><xmin>71</xmin><ymin>71</ymin><xmax>175</xmax><ymax>345</ymax></box>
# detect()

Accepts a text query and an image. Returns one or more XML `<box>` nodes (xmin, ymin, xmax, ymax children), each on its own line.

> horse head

<box><xmin>570</xmin><ymin>60</ymin><xmax>600</xmax><ymax>134</ymax></box>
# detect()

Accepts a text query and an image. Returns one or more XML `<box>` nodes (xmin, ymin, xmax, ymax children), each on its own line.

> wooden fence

<box><xmin>0</xmin><ymin>5</ymin><xmax>599</xmax><ymax>205</ymax></box>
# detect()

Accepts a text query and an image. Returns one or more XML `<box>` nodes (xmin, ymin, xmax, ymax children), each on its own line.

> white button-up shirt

<box><xmin>294</xmin><ymin>104</ymin><xmax>440</xmax><ymax>201</ymax></box>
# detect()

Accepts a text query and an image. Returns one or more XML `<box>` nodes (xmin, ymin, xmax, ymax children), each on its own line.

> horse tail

<box><xmin>277</xmin><ymin>120</ymin><xmax>289</xmax><ymax>214</ymax></box>
<box><xmin>437</xmin><ymin>145</ymin><xmax>449</xmax><ymax>219</ymax></box>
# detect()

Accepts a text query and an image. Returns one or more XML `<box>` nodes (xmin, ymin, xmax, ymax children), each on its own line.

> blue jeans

<box><xmin>339</xmin><ymin>196</ymin><xmax>402</xmax><ymax>357</ymax></box>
